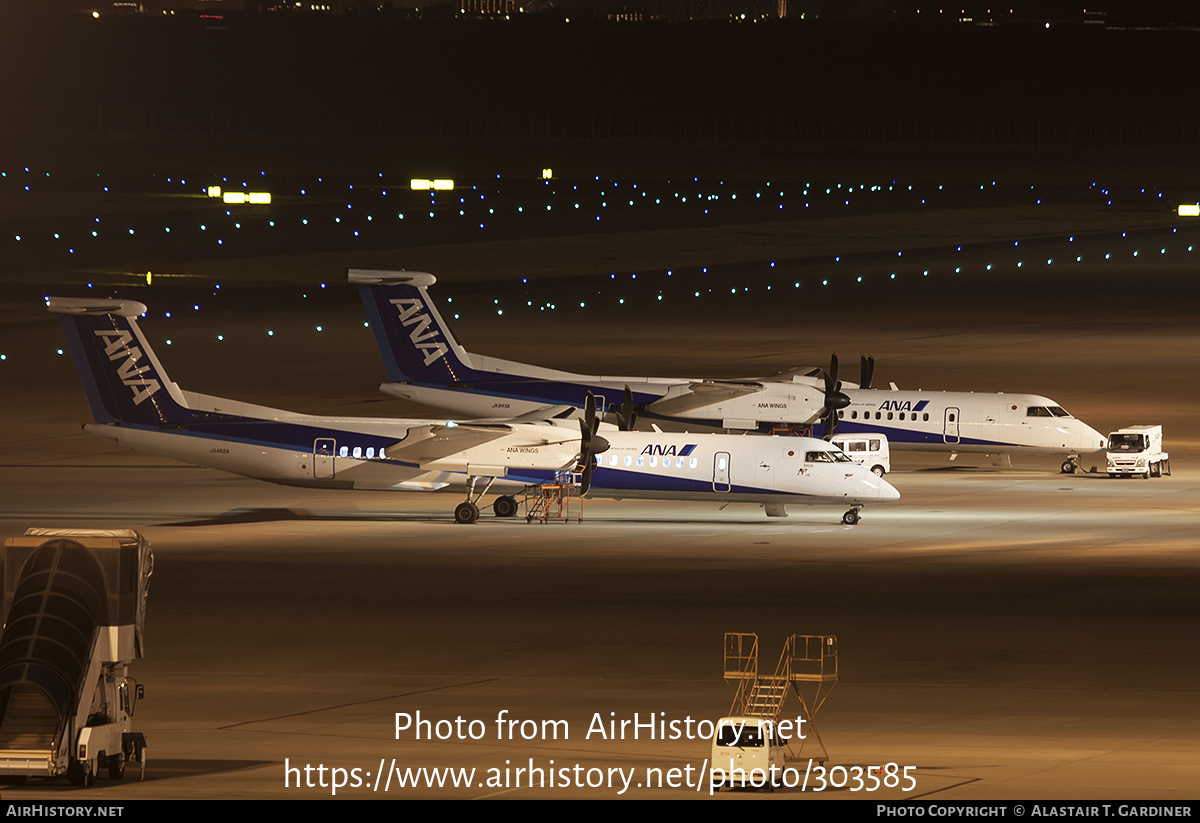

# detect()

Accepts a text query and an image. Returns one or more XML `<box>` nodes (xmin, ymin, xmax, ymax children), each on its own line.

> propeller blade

<box><xmin>581</xmin><ymin>457</ymin><xmax>594</xmax><ymax>495</ymax></box>
<box><xmin>860</xmin><ymin>354</ymin><xmax>875</xmax><ymax>390</ymax></box>
<box><xmin>818</xmin><ymin>353</ymin><xmax>851</xmax><ymax>440</ymax></box>
<box><xmin>618</xmin><ymin>385</ymin><xmax>638</xmax><ymax>431</ymax></box>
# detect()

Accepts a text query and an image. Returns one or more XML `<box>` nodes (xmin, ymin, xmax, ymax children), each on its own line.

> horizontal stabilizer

<box><xmin>46</xmin><ymin>297</ymin><xmax>148</xmax><ymax>318</ymax></box>
<box><xmin>347</xmin><ymin>269</ymin><xmax>437</xmax><ymax>287</ymax></box>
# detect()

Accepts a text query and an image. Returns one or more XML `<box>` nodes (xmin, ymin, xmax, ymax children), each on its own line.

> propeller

<box><xmin>577</xmin><ymin>391</ymin><xmax>611</xmax><ymax>494</ymax></box>
<box><xmin>616</xmin><ymin>385</ymin><xmax>638</xmax><ymax>431</ymax></box>
<box><xmin>860</xmin><ymin>354</ymin><xmax>875</xmax><ymax>391</ymax></box>
<box><xmin>818</xmin><ymin>353</ymin><xmax>851</xmax><ymax>439</ymax></box>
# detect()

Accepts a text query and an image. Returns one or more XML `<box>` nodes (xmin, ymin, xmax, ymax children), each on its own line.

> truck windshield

<box><xmin>717</xmin><ymin>723</ymin><xmax>765</xmax><ymax>748</ymax></box>
<box><xmin>1108</xmin><ymin>434</ymin><xmax>1146</xmax><ymax>452</ymax></box>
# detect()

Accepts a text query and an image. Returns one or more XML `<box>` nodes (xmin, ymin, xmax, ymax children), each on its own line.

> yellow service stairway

<box><xmin>723</xmin><ymin>632</ymin><xmax>838</xmax><ymax>763</ymax></box>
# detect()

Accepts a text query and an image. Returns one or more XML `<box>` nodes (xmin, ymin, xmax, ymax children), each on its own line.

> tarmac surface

<box><xmin>0</xmin><ymin>159</ymin><xmax>1198</xmax><ymax>800</ymax></box>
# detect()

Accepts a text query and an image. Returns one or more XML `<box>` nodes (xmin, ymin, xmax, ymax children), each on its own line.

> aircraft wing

<box><xmin>386</xmin><ymin>423</ymin><xmax>518</xmax><ymax>465</ymax></box>
<box><xmin>759</xmin><ymin>366</ymin><xmax>824</xmax><ymax>382</ymax></box>
<box><xmin>498</xmin><ymin>404</ymin><xmax>579</xmax><ymax>423</ymax></box>
<box><xmin>647</xmin><ymin>381</ymin><xmax>765</xmax><ymax>415</ymax></box>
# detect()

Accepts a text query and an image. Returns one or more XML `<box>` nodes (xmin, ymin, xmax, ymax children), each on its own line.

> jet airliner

<box><xmin>49</xmin><ymin>296</ymin><xmax>898</xmax><ymax>524</ymax></box>
<box><xmin>354</xmin><ymin>270</ymin><xmax>1106</xmax><ymax>472</ymax></box>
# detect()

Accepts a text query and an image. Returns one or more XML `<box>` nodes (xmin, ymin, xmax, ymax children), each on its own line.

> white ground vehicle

<box><xmin>830</xmin><ymin>433</ymin><xmax>891</xmax><ymax>476</ymax></box>
<box><xmin>0</xmin><ymin>529</ymin><xmax>151</xmax><ymax>786</ymax></box>
<box><xmin>709</xmin><ymin>716</ymin><xmax>787</xmax><ymax>792</ymax></box>
<box><xmin>1106</xmin><ymin>425</ymin><xmax>1170</xmax><ymax>478</ymax></box>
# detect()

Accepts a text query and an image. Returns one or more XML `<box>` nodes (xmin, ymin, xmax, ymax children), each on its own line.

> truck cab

<box><xmin>710</xmin><ymin>716</ymin><xmax>786</xmax><ymax>792</ymax></box>
<box><xmin>1106</xmin><ymin>425</ymin><xmax>1170</xmax><ymax>478</ymax></box>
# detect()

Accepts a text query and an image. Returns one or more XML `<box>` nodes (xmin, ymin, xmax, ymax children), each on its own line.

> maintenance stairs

<box><xmin>723</xmin><ymin>632</ymin><xmax>838</xmax><ymax>763</ymax></box>
<box><xmin>521</xmin><ymin>471</ymin><xmax>583</xmax><ymax>523</ymax></box>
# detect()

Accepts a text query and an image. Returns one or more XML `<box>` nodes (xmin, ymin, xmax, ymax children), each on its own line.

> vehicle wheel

<box><xmin>67</xmin><ymin>760</ymin><xmax>85</xmax><ymax>786</ymax></box>
<box><xmin>1060</xmin><ymin>460</ymin><xmax>1076</xmax><ymax>474</ymax></box>
<box><xmin>108</xmin><ymin>752</ymin><xmax>125</xmax><ymax>781</ymax></box>
<box><xmin>842</xmin><ymin>509</ymin><xmax>860</xmax><ymax>526</ymax></box>
<box><xmin>871</xmin><ymin>465</ymin><xmax>886</xmax><ymax>477</ymax></box>
<box><xmin>492</xmin><ymin>495</ymin><xmax>518</xmax><ymax>518</ymax></box>
<box><xmin>454</xmin><ymin>502</ymin><xmax>480</xmax><ymax>524</ymax></box>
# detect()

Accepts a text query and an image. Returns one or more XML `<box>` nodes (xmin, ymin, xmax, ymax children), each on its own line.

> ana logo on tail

<box><xmin>94</xmin><ymin>329</ymin><xmax>161</xmax><ymax>405</ymax></box>
<box><xmin>389</xmin><ymin>298</ymin><xmax>449</xmax><ymax>367</ymax></box>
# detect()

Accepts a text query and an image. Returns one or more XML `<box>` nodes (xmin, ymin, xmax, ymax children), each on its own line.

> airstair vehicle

<box><xmin>0</xmin><ymin>529</ymin><xmax>152</xmax><ymax>786</ymax></box>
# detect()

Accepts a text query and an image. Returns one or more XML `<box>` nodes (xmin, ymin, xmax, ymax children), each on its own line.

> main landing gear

<box><xmin>454</xmin><ymin>475</ymin><xmax>520</xmax><ymax>523</ymax></box>
<box><xmin>842</xmin><ymin>505</ymin><xmax>863</xmax><ymax>526</ymax></box>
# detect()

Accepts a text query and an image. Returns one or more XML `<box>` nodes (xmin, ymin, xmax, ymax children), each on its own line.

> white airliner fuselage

<box><xmin>355</xmin><ymin>270</ymin><xmax>1106</xmax><ymax>469</ymax></box>
<box><xmin>50</xmin><ymin>296</ymin><xmax>898</xmax><ymax>524</ymax></box>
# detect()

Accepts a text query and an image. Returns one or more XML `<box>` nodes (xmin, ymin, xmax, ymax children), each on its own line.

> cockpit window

<box><xmin>1028</xmin><ymin>406</ymin><xmax>1073</xmax><ymax>418</ymax></box>
<box><xmin>807</xmin><ymin>450</ymin><xmax>853</xmax><ymax>463</ymax></box>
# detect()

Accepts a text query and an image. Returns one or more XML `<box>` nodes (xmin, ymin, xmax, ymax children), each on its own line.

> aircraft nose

<box><xmin>861</xmin><ymin>473</ymin><xmax>900</xmax><ymax>501</ymax></box>
<box><xmin>878</xmin><ymin>476</ymin><xmax>901</xmax><ymax>502</ymax></box>
<box><xmin>1082</xmin><ymin>423</ymin><xmax>1107</xmax><ymax>452</ymax></box>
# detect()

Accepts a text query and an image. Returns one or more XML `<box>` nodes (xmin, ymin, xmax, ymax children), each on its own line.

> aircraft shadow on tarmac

<box><xmin>161</xmin><ymin>506</ymin><xmax>864</xmax><ymax>528</ymax></box>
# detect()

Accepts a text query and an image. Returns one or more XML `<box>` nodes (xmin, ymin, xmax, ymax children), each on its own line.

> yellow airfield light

<box><xmin>542</xmin><ymin>168</ymin><xmax>553</xmax><ymax>180</ymax></box>
<box><xmin>221</xmin><ymin>191</ymin><xmax>271</xmax><ymax>205</ymax></box>
<box><xmin>410</xmin><ymin>178</ymin><xmax>455</xmax><ymax>191</ymax></box>
<box><xmin>207</xmin><ymin>185</ymin><xmax>222</xmax><ymax>198</ymax></box>
<box><xmin>1178</xmin><ymin>204</ymin><xmax>1200</xmax><ymax>217</ymax></box>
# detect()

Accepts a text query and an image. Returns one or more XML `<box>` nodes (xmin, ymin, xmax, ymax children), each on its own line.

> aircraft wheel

<box><xmin>842</xmin><ymin>509</ymin><xmax>860</xmax><ymax>526</ymax></box>
<box><xmin>454</xmin><ymin>502</ymin><xmax>480</xmax><ymax>524</ymax></box>
<box><xmin>1060</xmin><ymin>460</ymin><xmax>1077</xmax><ymax>474</ymax></box>
<box><xmin>871</xmin><ymin>464</ymin><xmax>886</xmax><ymax>477</ymax></box>
<box><xmin>492</xmin><ymin>495</ymin><xmax>518</xmax><ymax>518</ymax></box>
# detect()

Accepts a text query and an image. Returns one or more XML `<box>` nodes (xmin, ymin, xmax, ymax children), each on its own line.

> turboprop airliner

<box><xmin>48</xmin><ymin>296</ymin><xmax>898</xmax><ymax>525</ymax></box>
<box><xmin>354</xmin><ymin>270</ymin><xmax>1107</xmax><ymax>473</ymax></box>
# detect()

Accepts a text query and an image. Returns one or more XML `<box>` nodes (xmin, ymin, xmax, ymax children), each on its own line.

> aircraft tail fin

<box><xmin>350</xmin><ymin>269</ymin><xmax>477</xmax><ymax>384</ymax></box>
<box><xmin>49</xmin><ymin>297</ymin><xmax>195</xmax><ymax>426</ymax></box>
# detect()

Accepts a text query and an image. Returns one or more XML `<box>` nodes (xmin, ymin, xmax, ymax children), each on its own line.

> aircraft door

<box><xmin>943</xmin><ymin>408</ymin><xmax>960</xmax><ymax>444</ymax></box>
<box><xmin>314</xmin><ymin>438</ymin><xmax>336</xmax><ymax>479</ymax></box>
<box><xmin>713</xmin><ymin>451</ymin><xmax>731</xmax><ymax>492</ymax></box>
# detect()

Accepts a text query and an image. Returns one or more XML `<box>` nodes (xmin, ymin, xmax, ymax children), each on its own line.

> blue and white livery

<box><xmin>353</xmin><ymin>270</ymin><xmax>1106</xmax><ymax>472</ymax></box>
<box><xmin>49</xmin><ymin>296</ymin><xmax>898</xmax><ymax>524</ymax></box>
